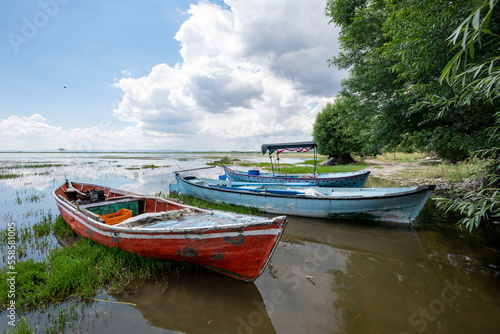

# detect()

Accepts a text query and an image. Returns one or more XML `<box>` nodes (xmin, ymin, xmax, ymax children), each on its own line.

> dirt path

<box><xmin>362</xmin><ymin>158</ymin><xmax>419</xmax><ymax>179</ymax></box>
<box><xmin>362</xmin><ymin>158</ymin><xmax>478</xmax><ymax>192</ymax></box>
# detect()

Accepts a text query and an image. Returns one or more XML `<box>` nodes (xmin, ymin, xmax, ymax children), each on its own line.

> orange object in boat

<box><xmin>100</xmin><ymin>208</ymin><xmax>133</xmax><ymax>225</ymax></box>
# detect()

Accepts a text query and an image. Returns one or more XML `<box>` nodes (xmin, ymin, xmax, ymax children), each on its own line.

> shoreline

<box><xmin>362</xmin><ymin>158</ymin><xmax>479</xmax><ymax>194</ymax></box>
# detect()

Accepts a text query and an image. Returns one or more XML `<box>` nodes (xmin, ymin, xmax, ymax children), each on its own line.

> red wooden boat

<box><xmin>53</xmin><ymin>181</ymin><xmax>287</xmax><ymax>282</ymax></box>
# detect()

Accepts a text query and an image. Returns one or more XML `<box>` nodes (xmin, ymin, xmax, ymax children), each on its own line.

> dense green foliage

<box><xmin>312</xmin><ymin>98</ymin><xmax>363</xmax><ymax>158</ymax></box>
<box><xmin>436</xmin><ymin>157</ymin><xmax>500</xmax><ymax>232</ymax></box>
<box><xmin>324</xmin><ymin>0</ymin><xmax>500</xmax><ymax>160</ymax></box>
<box><xmin>324</xmin><ymin>0</ymin><xmax>500</xmax><ymax>231</ymax></box>
<box><xmin>440</xmin><ymin>0</ymin><xmax>500</xmax><ymax>104</ymax></box>
<box><xmin>433</xmin><ymin>0</ymin><xmax>500</xmax><ymax>231</ymax></box>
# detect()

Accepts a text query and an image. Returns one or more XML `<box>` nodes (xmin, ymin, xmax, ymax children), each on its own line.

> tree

<box><xmin>435</xmin><ymin>0</ymin><xmax>500</xmax><ymax>231</ymax></box>
<box><xmin>440</xmin><ymin>0</ymin><xmax>500</xmax><ymax>104</ymax></box>
<box><xmin>313</xmin><ymin>98</ymin><xmax>362</xmax><ymax>164</ymax></box>
<box><xmin>326</xmin><ymin>0</ymin><xmax>400</xmax><ymax>154</ymax></box>
<box><xmin>325</xmin><ymin>0</ymin><xmax>498</xmax><ymax>160</ymax></box>
<box><xmin>324</xmin><ymin>0</ymin><xmax>500</xmax><ymax>231</ymax></box>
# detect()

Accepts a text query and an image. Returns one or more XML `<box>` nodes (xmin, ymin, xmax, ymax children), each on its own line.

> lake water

<box><xmin>1</xmin><ymin>152</ymin><xmax>499</xmax><ymax>333</ymax></box>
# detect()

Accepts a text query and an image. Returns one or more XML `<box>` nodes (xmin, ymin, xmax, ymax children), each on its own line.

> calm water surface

<box><xmin>1</xmin><ymin>152</ymin><xmax>499</xmax><ymax>333</ymax></box>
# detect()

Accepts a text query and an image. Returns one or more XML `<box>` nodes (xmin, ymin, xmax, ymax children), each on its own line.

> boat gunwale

<box><xmin>53</xmin><ymin>185</ymin><xmax>286</xmax><ymax>235</ymax></box>
<box><xmin>224</xmin><ymin>165</ymin><xmax>370</xmax><ymax>180</ymax></box>
<box><xmin>176</xmin><ymin>173</ymin><xmax>436</xmax><ymax>201</ymax></box>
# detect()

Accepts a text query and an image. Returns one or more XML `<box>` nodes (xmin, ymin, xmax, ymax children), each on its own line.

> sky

<box><xmin>0</xmin><ymin>0</ymin><xmax>345</xmax><ymax>152</ymax></box>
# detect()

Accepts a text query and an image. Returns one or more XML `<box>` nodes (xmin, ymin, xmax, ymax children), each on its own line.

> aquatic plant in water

<box><xmin>0</xmin><ymin>215</ymin><xmax>192</xmax><ymax>315</ymax></box>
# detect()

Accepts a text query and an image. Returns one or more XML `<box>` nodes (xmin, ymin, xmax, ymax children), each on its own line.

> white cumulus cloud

<box><xmin>2</xmin><ymin>0</ymin><xmax>344</xmax><ymax>152</ymax></box>
<box><xmin>112</xmin><ymin>0</ymin><xmax>344</xmax><ymax>151</ymax></box>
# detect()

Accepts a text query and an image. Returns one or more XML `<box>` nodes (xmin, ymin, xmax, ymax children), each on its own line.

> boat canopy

<box><xmin>261</xmin><ymin>141</ymin><xmax>317</xmax><ymax>155</ymax></box>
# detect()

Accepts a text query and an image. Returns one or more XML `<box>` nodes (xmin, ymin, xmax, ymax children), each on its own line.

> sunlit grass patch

<box><xmin>395</xmin><ymin>161</ymin><xmax>480</xmax><ymax>183</ymax></box>
<box><xmin>375</xmin><ymin>152</ymin><xmax>429</xmax><ymax>163</ymax></box>
<box><xmin>302</xmin><ymin>158</ymin><xmax>328</xmax><ymax>165</ymax></box>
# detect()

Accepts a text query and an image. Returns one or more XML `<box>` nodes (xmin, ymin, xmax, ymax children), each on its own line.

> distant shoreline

<box><xmin>0</xmin><ymin>150</ymin><xmax>262</xmax><ymax>154</ymax></box>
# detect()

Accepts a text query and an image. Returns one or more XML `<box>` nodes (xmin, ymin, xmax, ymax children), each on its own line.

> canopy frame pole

<box><xmin>314</xmin><ymin>146</ymin><xmax>317</xmax><ymax>177</ymax></box>
<box><xmin>269</xmin><ymin>153</ymin><xmax>275</xmax><ymax>176</ymax></box>
<box><xmin>277</xmin><ymin>152</ymin><xmax>280</xmax><ymax>174</ymax></box>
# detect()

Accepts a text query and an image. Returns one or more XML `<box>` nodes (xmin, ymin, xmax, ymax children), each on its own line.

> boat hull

<box><xmin>53</xmin><ymin>183</ymin><xmax>287</xmax><ymax>282</ymax></box>
<box><xmin>173</xmin><ymin>175</ymin><xmax>435</xmax><ymax>224</ymax></box>
<box><xmin>223</xmin><ymin>166</ymin><xmax>370</xmax><ymax>187</ymax></box>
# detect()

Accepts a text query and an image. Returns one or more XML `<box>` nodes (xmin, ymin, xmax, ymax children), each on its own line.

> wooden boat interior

<box><xmin>55</xmin><ymin>181</ymin><xmax>208</xmax><ymax>228</ymax></box>
<box><xmin>182</xmin><ymin>175</ymin><xmax>423</xmax><ymax>198</ymax></box>
<box><xmin>227</xmin><ymin>166</ymin><xmax>368</xmax><ymax>179</ymax></box>
<box><xmin>56</xmin><ymin>181</ymin><xmax>270</xmax><ymax>230</ymax></box>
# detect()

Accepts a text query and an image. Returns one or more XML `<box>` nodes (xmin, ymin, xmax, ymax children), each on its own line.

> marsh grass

<box><xmin>0</xmin><ymin>215</ymin><xmax>192</xmax><ymax>315</ymax></box>
<box><xmin>140</xmin><ymin>164</ymin><xmax>170</xmax><ymax>169</ymax></box>
<box><xmin>1</xmin><ymin>236</ymin><xmax>188</xmax><ymax>313</ymax></box>
<box><xmin>1</xmin><ymin>211</ymin><xmax>61</xmax><ymax>262</ymax></box>
<box><xmin>7</xmin><ymin>291</ymin><xmax>105</xmax><ymax>333</ymax></box>
<box><xmin>31</xmin><ymin>211</ymin><xmax>53</xmax><ymax>237</ymax></box>
<box><xmin>3</xmin><ymin>164</ymin><xmax>64</xmax><ymax>169</ymax></box>
<box><xmin>124</xmin><ymin>164</ymin><xmax>170</xmax><ymax>170</ymax></box>
<box><xmin>12</xmin><ymin>191</ymin><xmax>46</xmax><ymax>205</ymax></box>
<box><xmin>207</xmin><ymin>156</ymin><xmax>240</xmax><ymax>166</ymax></box>
<box><xmin>24</xmin><ymin>193</ymin><xmax>45</xmax><ymax>203</ymax></box>
<box><xmin>0</xmin><ymin>173</ymin><xmax>23</xmax><ymax>179</ymax></box>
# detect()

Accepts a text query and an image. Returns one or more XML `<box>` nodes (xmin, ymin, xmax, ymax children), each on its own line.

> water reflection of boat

<box><xmin>283</xmin><ymin>217</ymin><xmax>427</xmax><ymax>261</ymax></box>
<box><xmin>53</xmin><ymin>181</ymin><xmax>287</xmax><ymax>282</ymax></box>
<box><xmin>113</xmin><ymin>273</ymin><xmax>276</xmax><ymax>333</ymax></box>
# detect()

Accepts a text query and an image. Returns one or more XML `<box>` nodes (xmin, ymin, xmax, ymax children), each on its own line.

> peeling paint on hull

<box><xmin>224</xmin><ymin>166</ymin><xmax>370</xmax><ymax>187</ymax></box>
<box><xmin>54</xmin><ymin>182</ymin><xmax>287</xmax><ymax>282</ymax></box>
<box><xmin>173</xmin><ymin>174</ymin><xmax>436</xmax><ymax>224</ymax></box>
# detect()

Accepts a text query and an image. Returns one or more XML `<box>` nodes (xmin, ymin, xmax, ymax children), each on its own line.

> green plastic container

<box><xmin>87</xmin><ymin>200</ymin><xmax>139</xmax><ymax>217</ymax></box>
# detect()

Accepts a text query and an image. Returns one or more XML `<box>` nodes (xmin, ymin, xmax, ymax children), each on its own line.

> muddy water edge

<box><xmin>1</xmin><ymin>152</ymin><xmax>499</xmax><ymax>334</ymax></box>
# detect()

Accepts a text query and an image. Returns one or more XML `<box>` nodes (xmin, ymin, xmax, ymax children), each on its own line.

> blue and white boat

<box><xmin>223</xmin><ymin>165</ymin><xmax>370</xmax><ymax>188</ymax></box>
<box><xmin>222</xmin><ymin>141</ymin><xmax>370</xmax><ymax>187</ymax></box>
<box><xmin>170</xmin><ymin>173</ymin><xmax>436</xmax><ymax>224</ymax></box>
